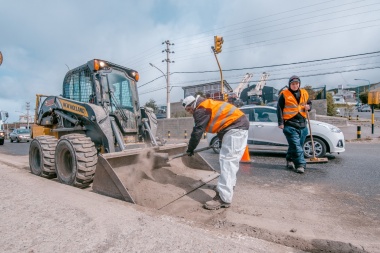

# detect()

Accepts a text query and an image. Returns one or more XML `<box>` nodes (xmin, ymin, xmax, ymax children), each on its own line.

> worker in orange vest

<box><xmin>182</xmin><ymin>95</ymin><xmax>249</xmax><ymax>210</ymax></box>
<box><xmin>277</xmin><ymin>75</ymin><xmax>311</xmax><ymax>173</ymax></box>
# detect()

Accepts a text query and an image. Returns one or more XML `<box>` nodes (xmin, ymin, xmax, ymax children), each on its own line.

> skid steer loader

<box><xmin>29</xmin><ymin>59</ymin><xmax>218</xmax><ymax>209</ymax></box>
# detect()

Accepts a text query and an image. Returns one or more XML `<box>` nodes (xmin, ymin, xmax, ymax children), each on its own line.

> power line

<box><xmin>169</xmin><ymin>60</ymin><xmax>380</xmax><ymax>86</ymax></box>
<box><xmin>172</xmin><ymin>0</ymin><xmax>339</xmax><ymax>43</ymax></box>
<box><xmin>174</xmin><ymin>22</ymin><xmax>380</xmax><ymax>62</ymax></box>
<box><xmin>130</xmin><ymin>2</ymin><xmax>380</xmax><ymax>72</ymax></box>
<box><xmin>129</xmin><ymin>1</ymin><xmax>361</xmax><ymax>69</ymax></box>
<box><xmin>172</xmin><ymin>50</ymin><xmax>380</xmax><ymax>74</ymax></box>
<box><xmin>168</xmin><ymin>66</ymin><xmax>380</xmax><ymax>89</ymax></box>
<box><xmin>173</xmin><ymin>1</ymin><xmax>378</xmax><ymax>50</ymax></box>
<box><xmin>173</xmin><ymin>8</ymin><xmax>380</xmax><ymax>57</ymax></box>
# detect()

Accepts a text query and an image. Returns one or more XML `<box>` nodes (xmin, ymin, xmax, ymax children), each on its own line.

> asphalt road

<box><xmin>200</xmin><ymin>142</ymin><xmax>380</xmax><ymax>218</ymax></box>
<box><xmin>2</xmin><ymin>139</ymin><xmax>379</xmax><ymax>213</ymax></box>
<box><xmin>1</xmin><ymin>139</ymin><xmax>379</xmax><ymax>252</ymax></box>
<box><xmin>0</xmin><ymin>140</ymin><xmax>30</xmax><ymax>156</ymax></box>
<box><xmin>339</xmin><ymin>108</ymin><xmax>380</xmax><ymax>121</ymax></box>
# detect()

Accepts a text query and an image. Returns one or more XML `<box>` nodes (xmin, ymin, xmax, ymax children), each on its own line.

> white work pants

<box><xmin>217</xmin><ymin>129</ymin><xmax>248</xmax><ymax>203</ymax></box>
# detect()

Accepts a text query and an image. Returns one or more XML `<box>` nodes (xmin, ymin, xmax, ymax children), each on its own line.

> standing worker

<box><xmin>182</xmin><ymin>95</ymin><xmax>249</xmax><ymax>210</ymax></box>
<box><xmin>277</xmin><ymin>75</ymin><xmax>311</xmax><ymax>173</ymax></box>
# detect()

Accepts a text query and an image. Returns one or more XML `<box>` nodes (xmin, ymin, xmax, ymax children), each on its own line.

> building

<box><xmin>332</xmin><ymin>86</ymin><xmax>357</xmax><ymax>105</ymax></box>
<box><xmin>182</xmin><ymin>80</ymin><xmax>233</xmax><ymax>100</ymax></box>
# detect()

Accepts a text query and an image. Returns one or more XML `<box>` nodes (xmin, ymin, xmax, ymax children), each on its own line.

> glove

<box><xmin>186</xmin><ymin>149</ymin><xmax>194</xmax><ymax>157</ymax></box>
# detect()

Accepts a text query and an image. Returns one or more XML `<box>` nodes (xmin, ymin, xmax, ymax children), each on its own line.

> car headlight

<box><xmin>317</xmin><ymin>123</ymin><xmax>342</xmax><ymax>133</ymax></box>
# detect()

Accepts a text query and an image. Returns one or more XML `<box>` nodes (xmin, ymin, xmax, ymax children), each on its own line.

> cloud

<box><xmin>1</xmin><ymin>0</ymin><xmax>380</xmax><ymax>123</ymax></box>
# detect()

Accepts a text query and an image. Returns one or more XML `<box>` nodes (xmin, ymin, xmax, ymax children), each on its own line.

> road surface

<box><xmin>1</xmin><ymin>139</ymin><xmax>379</xmax><ymax>252</ymax></box>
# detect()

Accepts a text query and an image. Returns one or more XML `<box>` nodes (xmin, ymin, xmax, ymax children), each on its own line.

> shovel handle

<box><xmin>169</xmin><ymin>146</ymin><xmax>213</xmax><ymax>160</ymax></box>
<box><xmin>306</xmin><ymin>110</ymin><xmax>317</xmax><ymax>159</ymax></box>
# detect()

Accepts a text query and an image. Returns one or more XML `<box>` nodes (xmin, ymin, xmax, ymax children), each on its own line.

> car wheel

<box><xmin>210</xmin><ymin>137</ymin><xmax>221</xmax><ymax>154</ymax></box>
<box><xmin>10</xmin><ymin>138</ymin><xmax>13</xmax><ymax>143</ymax></box>
<box><xmin>17</xmin><ymin>138</ymin><xmax>20</xmax><ymax>143</ymax></box>
<box><xmin>303</xmin><ymin>137</ymin><xmax>326</xmax><ymax>158</ymax></box>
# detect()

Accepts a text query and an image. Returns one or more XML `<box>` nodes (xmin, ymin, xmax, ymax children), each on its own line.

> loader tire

<box><xmin>29</xmin><ymin>136</ymin><xmax>58</xmax><ymax>178</ymax></box>
<box><xmin>55</xmin><ymin>134</ymin><xmax>97</xmax><ymax>188</ymax></box>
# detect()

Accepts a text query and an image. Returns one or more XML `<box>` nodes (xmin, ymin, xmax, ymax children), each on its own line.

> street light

<box><xmin>354</xmin><ymin>79</ymin><xmax>371</xmax><ymax>92</ymax></box>
<box><xmin>149</xmin><ymin>63</ymin><xmax>170</xmax><ymax>119</ymax></box>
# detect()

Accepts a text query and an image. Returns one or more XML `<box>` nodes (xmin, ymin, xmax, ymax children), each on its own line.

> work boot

<box><xmin>286</xmin><ymin>160</ymin><xmax>295</xmax><ymax>170</ymax></box>
<box><xmin>296</xmin><ymin>167</ymin><xmax>305</xmax><ymax>173</ymax></box>
<box><xmin>203</xmin><ymin>193</ymin><xmax>230</xmax><ymax>210</ymax></box>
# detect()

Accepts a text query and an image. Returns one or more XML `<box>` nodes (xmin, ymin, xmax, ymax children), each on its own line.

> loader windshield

<box><xmin>106</xmin><ymin>70</ymin><xmax>134</xmax><ymax>112</ymax></box>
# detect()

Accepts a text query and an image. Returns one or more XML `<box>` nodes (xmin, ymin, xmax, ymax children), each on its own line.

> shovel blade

<box><xmin>306</xmin><ymin>157</ymin><xmax>329</xmax><ymax>163</ymax></box>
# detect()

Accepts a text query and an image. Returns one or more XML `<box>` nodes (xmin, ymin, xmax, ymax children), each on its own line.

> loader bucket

<box><xmin>92</xmin><ymin>143</ymin><xmax>219</xmax><ymax>209</ymax></box>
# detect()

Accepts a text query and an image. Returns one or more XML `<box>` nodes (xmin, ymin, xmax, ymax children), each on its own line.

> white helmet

<box><xmin>182</xmin><ymin>95</ymin><xmax>195</xmax><ymax>108</ymax></box>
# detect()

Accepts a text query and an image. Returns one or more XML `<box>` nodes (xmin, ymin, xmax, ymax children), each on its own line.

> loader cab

<box><xmin>62</xmin><ymin>59</ymin><xmax>140</xmax><ymax>114</ymax></box>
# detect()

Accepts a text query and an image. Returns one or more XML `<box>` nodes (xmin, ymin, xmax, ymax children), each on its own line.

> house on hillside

<box><xmin>333</xmin><ymin>89</ymin><xmax>356</xmax><ymax>105</ymax></box>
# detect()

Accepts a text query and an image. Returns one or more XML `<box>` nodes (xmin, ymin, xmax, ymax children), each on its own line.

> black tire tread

<box><xmin>58</xmin><ymin>134</ymin><xmax>97</xmax><ymax>188</ymax></box>
<box><xmin>30</xmin><ymin>135</ymin><xmax>58</xmax><ymax>178</ymax></box>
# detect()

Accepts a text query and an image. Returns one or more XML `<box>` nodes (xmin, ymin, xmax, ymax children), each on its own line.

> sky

<box><xmin>1</xmin><ymin>0</ymin><xmax>380</xmax><ymax>123</ymax></box>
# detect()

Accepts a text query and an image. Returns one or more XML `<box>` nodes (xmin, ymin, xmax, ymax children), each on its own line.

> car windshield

<box><xmin>18</xmin><ymin>129</ymin><xmax>30</xmax><ymax>134</ymax></box>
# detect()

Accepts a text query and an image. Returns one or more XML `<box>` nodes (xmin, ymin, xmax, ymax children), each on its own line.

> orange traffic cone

<box><xmin>240</xmin><ymin>145</ymin><xmax>252</xmax><ymax>163</ymax></box>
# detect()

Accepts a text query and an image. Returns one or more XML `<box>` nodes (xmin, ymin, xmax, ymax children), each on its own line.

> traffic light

<box><xmin>214</xmin><ymin>36</ymin><xmax>223</xmax><ymax>54</ymax></box>
<box><xmin>223</xmin><ymin>93</ymin><xmax>228</xmax><ymax>101</ymax></box>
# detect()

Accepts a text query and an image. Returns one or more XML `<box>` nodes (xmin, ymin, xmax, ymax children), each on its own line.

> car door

<box><xmin>247</xmin><ymin>107</ymin><xmax>288</xmax><ymax>151</ymax></box>
<box><xmin>10</xmin><ymin>130</ymin><xmax>16</xmax><ymax>140</ymax></box>
<box><xmin>240</xmin><ymin>108</ymin><xmax>256</xmax><ymax>148</ymax></box>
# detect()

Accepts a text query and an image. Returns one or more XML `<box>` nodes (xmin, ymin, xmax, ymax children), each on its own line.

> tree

<box><xmin>145</xmin><ymin>99</ymin><xmax>158</xmax><ymax>112</ymax></box>
<box><xmin>326</xmin><ymin>92</ymin><xmax>337</xmax><ymax>116</ymax></box>
<box><xmin>359</xmin><ymin>91</ymin><xmax>368</xmax><ymax>104</ymax></box>
<box><xmin>303</xmin><ymin>85</ymin><xmax>318</xmax><ymax>100</ymax></box>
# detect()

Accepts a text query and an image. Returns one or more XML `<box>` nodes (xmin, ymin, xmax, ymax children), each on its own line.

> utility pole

<box><xmin>162</xmin><ymin>40</ymin><xmax>174</xmax><ymax>119</ymax></box>
<box><xmin>26</xmin><ymin>102</ymin><xmax>30</xmax><ymax>129</ymax></box>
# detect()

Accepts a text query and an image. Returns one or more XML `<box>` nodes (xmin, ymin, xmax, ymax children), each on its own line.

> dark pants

<box><xmin>283</xmin><ymin>125</ymin><xmax>308</xmax><ymax>168</ymax></box>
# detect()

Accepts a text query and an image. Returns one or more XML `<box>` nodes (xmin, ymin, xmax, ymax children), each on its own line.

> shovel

<box><xmin>305</xmin><ymin>110</ymin><xmax>328</xmax><ymax>163</ymax></box>
<box><xmin>167</xmin><ymin>146</ymin><xmax>213</xmax><ymax>161</ymax></box>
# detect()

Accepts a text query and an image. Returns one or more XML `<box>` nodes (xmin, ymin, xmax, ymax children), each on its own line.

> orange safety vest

<box><xmin>197</xmin><ymin>99</ymin><xmax>244</xmax><ymax>133</ymax></box>
<box><xmin>281</xmin><ymin>89</ymin><xmax>309</xmax><ymax>120</ymax></box>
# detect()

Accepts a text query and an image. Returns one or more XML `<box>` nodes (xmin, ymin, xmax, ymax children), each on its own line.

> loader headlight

<box><xmin>94</xmin><ymin>59</ymin><xmax>109</xmax><ymax>71</ymax></box>
<box><xmin>317</xmin><ymin>123</ymin><xmax>342</xmax><ymax>133</ymax></box>
<box><xmin>131</xmin><ymin>71</ymin><xmax>139</xmax><ymax>81</ymax></box>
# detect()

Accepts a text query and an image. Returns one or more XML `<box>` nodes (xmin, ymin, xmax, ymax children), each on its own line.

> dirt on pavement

<box><xmin>1</xmin><ymin>152</ymin><xmax>378</xmax><ymax>253</ymax></box>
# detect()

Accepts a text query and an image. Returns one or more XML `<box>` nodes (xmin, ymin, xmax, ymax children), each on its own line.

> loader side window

<box><xmin>63</xmin><ymin>69</ymin><xmax>93</xmax><ymax>103</ymax></box>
